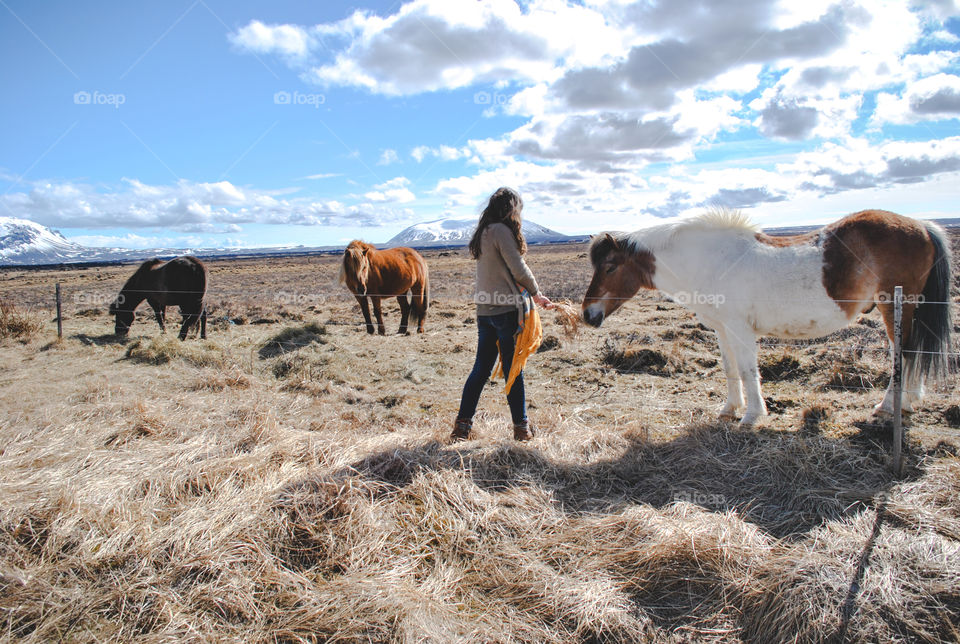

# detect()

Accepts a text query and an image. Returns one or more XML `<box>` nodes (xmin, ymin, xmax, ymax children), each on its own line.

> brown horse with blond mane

<box><xmin>339</xmin><ymin>240</ymin><xmax>429</xmax><ymax>335</ymax></box>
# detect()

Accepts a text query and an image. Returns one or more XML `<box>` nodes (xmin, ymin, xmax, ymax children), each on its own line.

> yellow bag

<box><xmin>492</xmin><ymin>287</ymin><xmax>543</xmax><ymax>394</ymax></box>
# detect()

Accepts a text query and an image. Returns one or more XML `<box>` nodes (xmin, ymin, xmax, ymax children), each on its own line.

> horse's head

<box><xmin>110</xmin><ymin>294</ymin><xmax>133</xmax><ymax>337</ymax></box>
<box><xmin>340</xmin><ymin>240</ymin><xmax>371</xmax><ymax>295</ymax></box>
<box><xmin>582</xmin><ymin>233</ymin><xmax>656</xmax><ymax>328</ymax></box>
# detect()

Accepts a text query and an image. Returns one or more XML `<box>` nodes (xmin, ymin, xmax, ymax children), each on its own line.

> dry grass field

<box><xmin>1</xmin><ymin>235</ymin><xmax>959</xmax><ymax>642</ymax></box>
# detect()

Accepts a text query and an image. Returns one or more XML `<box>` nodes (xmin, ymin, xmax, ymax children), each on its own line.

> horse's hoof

<box><xmin>872</xmin><ymin>407</ymin><xmax>913</xmax><ymax>419</ymax></box>
<box><xmin>739</xmin><ymin>414</ymin><xmax>763</xmax><ymax>428</ymax></box>
<box><xmin>718</xmin><ymin>412</ymin><xmax>739</xmax><ymax>423</ymax></box>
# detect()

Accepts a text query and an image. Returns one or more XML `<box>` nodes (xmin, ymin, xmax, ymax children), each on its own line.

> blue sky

<box><xmin>1</xmin><ymin>0</ymin><xmax>959</xmax><ymax>249</ymax></box>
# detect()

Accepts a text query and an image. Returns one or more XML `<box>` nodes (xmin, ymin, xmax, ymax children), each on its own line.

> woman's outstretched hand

<box><xmin>533</xmin><ymin>293</ymin><xmax>554</xmax><ymax>310</ymax></box>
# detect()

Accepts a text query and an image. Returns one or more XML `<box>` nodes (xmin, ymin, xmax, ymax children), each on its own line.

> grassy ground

<box><xmin>1</xmin><ymin>239</ymin><xmax>958</xmax><ymax>642</ymax></box>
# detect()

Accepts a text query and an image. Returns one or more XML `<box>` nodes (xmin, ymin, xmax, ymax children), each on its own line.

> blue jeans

<box><xmin>457</xmin><ymin>311</ymin><xmax>527</xmax><ymax>425</ymax></box>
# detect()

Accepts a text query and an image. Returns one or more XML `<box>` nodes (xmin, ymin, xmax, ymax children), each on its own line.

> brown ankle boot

<box><xmin>513</xmin><ymin>420</ymin><xmax>535</xmax><ymax>441</ymax></box>
<box><xmin>451</xmin><ymin>418</ymin><xmax>473</xmax><ymax>441</ymax></box>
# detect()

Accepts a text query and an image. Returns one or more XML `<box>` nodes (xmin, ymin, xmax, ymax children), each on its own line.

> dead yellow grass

<box><xmin>550</xmin><ymin>299</ymin><xmax>583</xmax><ymax>339</ymax></box>
<box><xmin>0</xmin><ymin>298</ymin><xmax>44</xmax><ymax>342</ymax></box>
<box><xmin>124</xmin><ymin>335</ymin><xmax>235</xmax><ymax>369</ymax></box>
<box><xmin>0</xmin><ymin>238</ymin><xmax>958</xmax><ymax>642</ymax></box>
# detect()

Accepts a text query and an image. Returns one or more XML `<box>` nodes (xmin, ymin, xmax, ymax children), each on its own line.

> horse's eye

<box><xmin>605</xmin><ymin>264</ymin><xmax>617</xmax><ymax>275</ymax></box>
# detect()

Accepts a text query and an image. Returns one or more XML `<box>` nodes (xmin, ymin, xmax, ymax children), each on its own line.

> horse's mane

<box><xmin>588</xmin><ymin>233</ymin><xmax>627</xmax><ymax>267</ymax></box>
<box><xmin>688</xmin><ymin>208</ymin><xmax>758</xmax><ymax>233</ymax></box>
<box><xmin>346</xmin><ymin>239</ymin><xmax>376</xmax><ymax>253</ymax></box>
<box><xmin>121</xmin><ymin>258</ymin><xmax>163</xmax><ymax>290</ymax></box>
<box><xmin>613</xmin><ymin>208</ymin><xmax>757</xmax><ymax>255</ymax></box>
<box><xmin>339</xmin><ymin>240</ymin><xmax>374</xmax><ymax>285</ymax></box>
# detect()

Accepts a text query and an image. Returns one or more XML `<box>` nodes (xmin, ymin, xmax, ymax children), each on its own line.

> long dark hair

<box><xmin>468</xmin><ymin>187</ymin><xmax>526</xmax><ymax>259</ymax></box>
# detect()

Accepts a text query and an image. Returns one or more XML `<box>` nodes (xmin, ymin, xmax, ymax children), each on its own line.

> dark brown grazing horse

<box><xmin>339</xmin><ymin>240</ymin><xmax>429</xmax><ymax>334</ymax></box>
<box><xmin>110</xmin><ymin>255</ymin><xmax>208</xmax><ymax>340</ymax></box>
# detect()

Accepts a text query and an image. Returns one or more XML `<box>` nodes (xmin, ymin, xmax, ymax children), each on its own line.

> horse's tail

<box><xmin>191</xmin><ymin>256</ymin><xmax>207</xmax><ymax>302</ymax></box>
<box><xmin>412</xmin><ymin>256</ymin><xmax>429</xmax><ymax>325</ymax></box>
<box><xmin>904</xmin><ymin>221</ymin><xmax>953</xmax><ymax>385</ymax></box>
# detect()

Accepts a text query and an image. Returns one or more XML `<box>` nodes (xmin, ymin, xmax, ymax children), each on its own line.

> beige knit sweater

<box><xmin>474</xmin><ymin>223</ymin><xmax>540</xmax><ymax>316</ymax></box>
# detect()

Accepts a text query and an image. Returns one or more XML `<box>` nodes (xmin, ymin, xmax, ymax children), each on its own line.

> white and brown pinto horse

<box><xmin>583</xmin><ymin>209</ymin><xmax>953</xmax><ymax>426</ymax></box>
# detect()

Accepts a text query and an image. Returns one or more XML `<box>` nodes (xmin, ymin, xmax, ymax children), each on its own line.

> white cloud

<box><xmin>780</xmin><ymin>136</ymin><xmax>960</xmax><ymax>193</ymax></box>
<box><xmin>229</xmin><ymin>20</ymin><xmax>312</xmax><ymax>60</ymax></box>
<box><xmin>547</xmin><ymin>0</ymin><xmax>866</xmax><ymax>113</ymax></box>
<box><xmin>231</xmin><ymin>1</ymin><xmax>958</xmax><ymax>162</ymax></box>
<box><xmin>0</xmin><ymin>178</ymin><xmax>417</xmax><ymax>231</ymax></box>
<box><xmin>230</xmin><ymin>0</ymin><xmax>625</xmax><ymax>95</ymax></box>
<box><xmin>872</xmin><ymin>73</ymin><xmax>960</xmax><ymax>125</ymax></box>
<box><xmin>749</xmin><ymin>88</ymin><xmax>861</xmax><ymax>140</ymax></box>
<box><xmin>425</xmin><ymin>130</ymin><xmax>960</xmax><ymax>233</ymax></box>
<box><xmin>220</xmin><ymin>1</ymin><xmax>960</xmax><ymax>235</ymax></box>
<box><xmin>364</xmin><ymin>177</ymin><xmax>416</xmax><ymax>203</ymax></box>
<box><xmin>302</xmin><ymin>172</ymin><xmax>342</xmax><ymax>180</ymax></box>
<box><xmin>499</xmin><ymin>93</ymin><xmax>743</xmax><ymax>166</ymax></box>
<box><xmin>410</xmin><ymin>145</ymin><xmax>471</xmax><ymax>163</ymax></box>
<box><xmin>916</xmin><ymin>0</ymin><xmax>960</xmax><ymax>21</ymax></box>
<box><xmin>378</xmin><ymin>148</ymin><xmax>400</xmax><ymax>165</ymax></box>
<box><xmin>70</xmin><ymin>232</ymin><xmax>246</xmax><ymax>250</ymax></box>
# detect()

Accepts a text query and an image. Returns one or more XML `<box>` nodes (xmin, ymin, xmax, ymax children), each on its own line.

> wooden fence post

<box><xmin>55</xmin><ymin>282</ymin><xmax>63</xmax><ymax>340</ymax></box>
<box><xmin>892</xmin><ymin>286</ymin><xmax>903</xmax><ymax>476</ymax></box>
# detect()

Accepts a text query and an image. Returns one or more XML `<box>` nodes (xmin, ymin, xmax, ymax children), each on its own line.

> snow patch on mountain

<box><xmin>386</xmin><ymin>218</ymin><xmax>568</xmax><ymax>247</ymax></box>
<box><xmin>0</xmin><ymin>217</ymin><xmax>91</xmax><ymax>265</ymax></box>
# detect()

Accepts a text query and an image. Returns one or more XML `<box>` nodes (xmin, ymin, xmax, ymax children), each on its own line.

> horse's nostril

<box><xmin>583</xmin><ymin>309</ymin><xmax>604</xmax><ymax>328</ymax></box>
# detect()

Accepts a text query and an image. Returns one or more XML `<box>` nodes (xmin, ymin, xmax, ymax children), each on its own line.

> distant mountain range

<box><xmin>385</xmin><ymin>218</ymin><xmax>569</xmax><ymax>247</ymax></box>
<box><xmin>0</xmin><ymin>216</ymin><xmax>575</xmax><ymax>266</ymax></box>
<box><xmin>0</xmin><ymin>216</ymin><xmax>343</xmax><ymax>267</ymax></box>
<box><xmin>2</xmin><ymin>215</ymin><xmax>957</xmax><ymax>267</ymax></box>
<box><xmin>0</xmin><ymin>217</ymin><xmax>91</xmax><ymax>265</ymax></box>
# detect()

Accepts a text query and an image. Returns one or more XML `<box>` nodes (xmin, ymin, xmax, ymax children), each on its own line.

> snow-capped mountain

<box><xmin>0</xmin><ymin>215</ymin><xmax>575</xmax><ymax>266</ymax></box>
<box><xmin>0</xmin><ymin>217</ymin><xmax>92</xmax><ymax>265</ymax></box>
<box><xmin>386</xmin><ymin>218</ymin><xmax>569</xmax><ymax>247</ymax></box>
<box><xmin>0</xmin><ymin>217</ymin><xmax>342</xmax><ymax>266</ymax></box>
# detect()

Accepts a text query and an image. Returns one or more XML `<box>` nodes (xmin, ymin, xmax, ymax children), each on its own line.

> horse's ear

<box><xmin>602</xmin><ymin>232</ymin><xmax>620</xmax><ymax>251</ymax></box>
<box><xmin>590</xmin><ymin>232</ymin><xmax>618</xmax><ymax>245</ymax></box>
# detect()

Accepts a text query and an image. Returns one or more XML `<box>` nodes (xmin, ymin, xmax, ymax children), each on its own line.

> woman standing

<box><xmin>452</xmin><ymin>187</ymin><xmax>553</xmax><ymax>442</ymax></box>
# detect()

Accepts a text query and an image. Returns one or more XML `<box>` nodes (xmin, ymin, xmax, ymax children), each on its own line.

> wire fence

<box><xmin>3</xmin><ymin>282</ymin><xmax>958</xmax><ymax>433</ymax></box>
<box><xmin>7</xmin><ymin>280</ymin><xmax>960</xmax><ymax>348</ymax></box>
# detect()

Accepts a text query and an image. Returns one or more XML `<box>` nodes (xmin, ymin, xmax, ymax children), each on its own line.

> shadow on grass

<box><xmin>72</xmin><ymin>332</ymin><xmax>130</xmax><ymax>347</ymax></box>
<box><xmin>293</xmin><ymin>420</ymin><xmax>916</xmax><ymax>541</ymax></box>
<box><xmin>271</xmin><ymin>420</ymin><xmax>928</xmax><ymax>639</ymax></box>
<box><xmin>258</xmin><ymin>323</ymin><xmax>328</xmax><ymax>359</ymax></box>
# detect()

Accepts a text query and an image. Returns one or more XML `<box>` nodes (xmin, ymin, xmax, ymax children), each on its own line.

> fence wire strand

<box><xmin>6</xmin><ymin>283</ymin><xmax>958</xmax><ymax>414</ymax></box>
